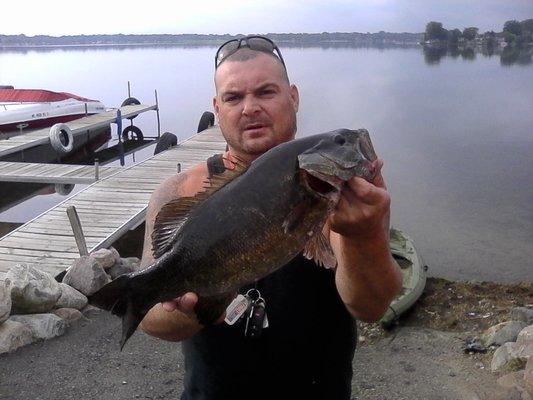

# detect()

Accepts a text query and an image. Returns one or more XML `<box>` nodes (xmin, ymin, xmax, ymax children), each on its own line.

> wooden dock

<box><xmin>0</xmin><ymin>104</ymin><xmax>156</xmax><ymax>158</ymax></box>
<box><xmin>0</xmin><ymin>162</ymin><xmax>121</xmax><ymax>184</ymax></box>
<box><xmin>0</xmin><ymin>126</ymin><xmax>226</xmax><ymax>279</ymax></box>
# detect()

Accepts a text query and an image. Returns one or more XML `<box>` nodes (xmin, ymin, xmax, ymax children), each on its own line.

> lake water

<box><xmin>0</xmin><ymin>45</ymin><xmax>532</xmax><ymax>282</ymax></box>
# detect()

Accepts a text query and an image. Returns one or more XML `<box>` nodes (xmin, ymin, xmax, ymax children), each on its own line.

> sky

<box><xmin>2</xmin><ymin>0</ymin><xmax>533</xmax><ymax>36</ymax></box>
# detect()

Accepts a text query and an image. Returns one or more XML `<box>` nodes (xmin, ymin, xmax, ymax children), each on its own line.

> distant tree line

<box><xmin>424</xmin><ymin>19</ymin><xmax>533</xmax><ymax>46</ymax></box>
<box><xmin>0</xmin><ymin>32</ymin><xmax>424</xmax><ymax>47</ymax></box>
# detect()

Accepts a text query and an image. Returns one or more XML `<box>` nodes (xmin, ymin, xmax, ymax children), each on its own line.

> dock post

<box><xmin>117</xmin><ymin>108</ymin><xmax>125</xmax><ymax>166</ymax></box>
<box><xmin>94</xmin><ymin>158</ymin><xmax>100</xmax><ymax>181</ymax></box>
<box><xmin>155</xmin><ymin>89</ymin><xmax>161</xmax><ymax>138</ymax></box>
<box><xmin>66</xmin><ymin>206</ymin><xmax>89</xmax><ymax>256</ymax></box>
<box><xmin>116</xmin><ymin>109</ymin><xmax>123</xmax><ymax>143</ymax></box>
<box><xmin>177</xmin><ymin>163</ymin><xmax>181</xmax><ymax>173</ymax></box>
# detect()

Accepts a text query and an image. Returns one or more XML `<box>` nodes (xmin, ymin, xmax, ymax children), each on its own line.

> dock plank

<box><xmin>0</xmin><ymin>126</ymin><xmax>226</xmax><ymax>278</ymax></box>
<box><xmin>0</xmin><ymin>162</ymin><xmax>120</xmax><ymax>184</ymax></box>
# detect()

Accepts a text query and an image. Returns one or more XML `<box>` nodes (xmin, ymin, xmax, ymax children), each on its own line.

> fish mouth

<box><xmin>300</xmin><ymin>159</ymin><xmax>376</xmax><ymax>199</ymax></box>
<box><xmin>300</xmin><ymin>169</ymin><xmax>342</xmax><ymax>197</ymax></box>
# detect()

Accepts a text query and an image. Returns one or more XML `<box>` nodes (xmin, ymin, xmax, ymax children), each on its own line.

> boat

<box><xmin>379</xmin><ymin>227</ymin><xmax>428</xmax><ymax>328</ymax></box>
<box><xmin>0</xmin><ymin>87</ymin><xmax>106</xmax><ymax>134</ymax></box>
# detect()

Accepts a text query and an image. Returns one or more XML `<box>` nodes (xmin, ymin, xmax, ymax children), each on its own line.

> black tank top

<box><xmin>180</xmin><ymin>155</ymin><xmax>357</xmax><ymax>400</ymax></box>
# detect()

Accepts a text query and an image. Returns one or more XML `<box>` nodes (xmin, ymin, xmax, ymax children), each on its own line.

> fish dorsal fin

<box><xmin>151</xmin><ymin>155</ymin><xmax>249</xmax><ymax>259</ymax></box>
<box><xmin>303</xmin><ymin>230</ymin><xmax>337</xmax><ymax>269</ymax></box>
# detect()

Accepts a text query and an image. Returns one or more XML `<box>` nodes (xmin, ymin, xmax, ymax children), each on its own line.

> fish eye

<box><xmin>334</xmin><ymin>135</ymin><xmax>346</xmax><ymax>146</ymax></box>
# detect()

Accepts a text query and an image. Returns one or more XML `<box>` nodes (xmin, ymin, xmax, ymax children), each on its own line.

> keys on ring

<box><xmin>224</xmin><ymin>288</ymin><xmax>269</xmax><ymax>338</ymax></box>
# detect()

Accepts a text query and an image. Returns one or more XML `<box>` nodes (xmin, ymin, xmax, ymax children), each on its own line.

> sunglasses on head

<box><xmin>215</xmin><ymin>35</ymin><xmax>286</xmax><ymax>69</ymax></box>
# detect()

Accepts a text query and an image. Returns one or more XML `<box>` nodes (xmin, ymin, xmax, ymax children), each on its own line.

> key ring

<box><xmin>245</xmin><ymin>288</ymin><xmax>261</xmax><ymax>301</ymax></box>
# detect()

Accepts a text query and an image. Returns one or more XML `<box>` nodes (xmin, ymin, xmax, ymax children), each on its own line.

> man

<box><xmin>140</xmin><ymin>36</ymin><xmax>402</xmax><ymax>399</ymax></box>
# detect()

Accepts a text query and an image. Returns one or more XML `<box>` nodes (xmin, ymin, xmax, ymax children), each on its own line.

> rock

<box><xmin>107</xmin><ymin>258</ymin><xmax>136</xmax><ymax>280</ymax></box>
<box><xmin>109</xmin><ymin>247</ymin><xmax>121</xmax><ymax>264</ymax></box>
<box><xmin>7</xmin><ymin>264</ymin><xmax>61</xmax><ymax>314</ymax></box>
<box><xmin>492</xmin><ymin>342</ymin><xmax>521</xmax><ymax>372</ymax></box>
<box><xmin>525</xmin><ymin>357</ymin><xmax>533</xmax><ymax>396</ymax></box>
<box><xmin>53</xmin><ymin>308</ymin><xmax>83</xmax><ymax>325</ymax></box>
<box><xmin>484</xmin><ymin>321</ymin><xmax>528</xmax><ymax>346</ymax></box>
<box><xmin>511</xmin><ymin>308</ymin><xmax>533</xmax><ymax>325</ymax></box>
<box><xmin>62</xmin><ymin>256</ymin><xmax>110</xmax><ymax>296</ymax></box>
<box><xmin>0</xmin><ymin>280</ymin><xmax>11</xmax><ymax>323</ymax></box>
<box><xmin>10</xmin><ymin>313</ymin><xmax>66</xmax><ymax>340</ymax></box>
<box><xmin>492</xmin><ymin>339</ymin><xmax>533</xmax><ymax>372</ymax></box>
<box><xmin>0</xmin><ymin>319</ymin><xmax>33</xmax><ymax>354</ymax></box>
<box><xmin>90</xmin><ymin>248</ymin><xmax>116</xmax><ymax>270</ymax></box>
<box><xmin>56</xmin><ymin>283</ymin><xmax>88</xmax><ymax>310</ymax></box>
<box><xmin>120</xmin><ymin>257</ymin><xmax>140</xmax><ymax>271</ymax></box>
<box><xmin>517</xmin><ymin>325</ymin><xmax>533</xmax><ymax>346</ymax></box>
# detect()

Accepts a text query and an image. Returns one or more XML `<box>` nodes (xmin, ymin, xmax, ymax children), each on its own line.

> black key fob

<box><xmin>244</xmin><ymin>302</ymin><xmax>266</xmax><ymax>339</ymax></box>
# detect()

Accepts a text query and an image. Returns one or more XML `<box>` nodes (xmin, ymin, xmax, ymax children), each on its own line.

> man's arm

<box><xmin>328</xmin><ymin>159</ymin><xmax>402</xmax><ymax>322</ymax></box>
<box><xmin>139</xmin><ymin>164</ymin><xmax>207</xmax><ymax>342</ymax></box>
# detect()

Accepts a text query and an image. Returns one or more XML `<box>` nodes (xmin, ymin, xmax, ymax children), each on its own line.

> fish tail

<box><xmin>88</xmin><ymin>275</ymin><xmax>146</xmax><ymax>350</ymax></box>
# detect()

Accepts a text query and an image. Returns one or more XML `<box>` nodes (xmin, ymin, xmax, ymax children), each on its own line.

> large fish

<box><xmin>88</xmin><ymin>128</ymin><xmax>377</xmax><ymax>348</ymax></box>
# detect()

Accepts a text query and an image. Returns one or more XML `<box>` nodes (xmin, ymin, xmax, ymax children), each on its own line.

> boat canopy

<box><xmin>0</xmin><ymin>89</ymin><xmax>95</xmax><ymax>103</ymax></box>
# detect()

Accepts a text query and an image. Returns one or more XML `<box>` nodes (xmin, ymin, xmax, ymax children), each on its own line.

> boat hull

<box><xmin>0</xmin><ymin>112</ymin><xmax>102</xmax><ymax>132</ymax></box>
<box><xmin>0</xmin><ymin>88</ymin><xmax>106</xmax><ymax>134</ymax></box>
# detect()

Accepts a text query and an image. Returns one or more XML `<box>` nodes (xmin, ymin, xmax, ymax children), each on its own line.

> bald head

<box><xmin>215</xmin><ymin>48</ymin><xmax>289</xmax><ymax>91</ymax></box>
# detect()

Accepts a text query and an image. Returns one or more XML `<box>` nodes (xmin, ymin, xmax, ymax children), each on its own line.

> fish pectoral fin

<box><xmin>282</xmin><ymin>201</ymin><xmax>310</xmax><ymax>234</ymax></box>
<box><xmin>303</xmin><ymin>230</ymin><xmax>337</xmax><ymax>269</ymax></box>
<box><xmin>194</xmin><ymin>293</ymin><xmax>235</xmax><ymax>326</ymax></box>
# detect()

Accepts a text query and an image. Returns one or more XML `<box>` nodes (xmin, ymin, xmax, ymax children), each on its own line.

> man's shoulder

<box><xmin>148</xmin><ymin>161</ymin><xmax>209</xmax><ymax>211</ymax></box>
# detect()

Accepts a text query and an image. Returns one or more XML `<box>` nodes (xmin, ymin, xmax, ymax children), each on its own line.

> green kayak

<box><xmin>379</xmin><ymin>227</ymin><xmax>428</xmax><ymax>329</ymax></box>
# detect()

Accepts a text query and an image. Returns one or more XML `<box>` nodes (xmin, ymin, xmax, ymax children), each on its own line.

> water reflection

<box><xmin>501</xmin><ymin>45</ymin><xmax>533</xmax><ymax>66</ymax></box>
<box><xmin>7</xmin><ymin>42</ymin><xmax>530</xmax><ymax>67</ymax></box>
<box><xmin>422</xmin><ymin>43</ymin><xmax>532</xmax><ymax>66</ymax></box>
<box><xmin>0</xmin><ymin>42</ymin><xmax>420</xmax><ymax>55</ymax></box>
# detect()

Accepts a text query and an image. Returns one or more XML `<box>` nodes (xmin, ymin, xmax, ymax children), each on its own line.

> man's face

<box><xmin>213</xmin><ymin>52</ymin><xmax>299</xmax><ymax>158</ymax></box>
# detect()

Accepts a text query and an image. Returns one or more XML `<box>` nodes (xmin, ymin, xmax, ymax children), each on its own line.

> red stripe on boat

<box><xmin>0</xmin><ymin>89</ymin><xmax>95</xmax><ymax>103</ymax></box>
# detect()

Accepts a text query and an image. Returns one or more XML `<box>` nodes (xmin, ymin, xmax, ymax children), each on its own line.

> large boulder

<box><xmin>0</xmin><ymin>319</ymin><xmax>33</xmax><ymax>354</ymax></box>
<box><xmin>10</xmin><ymin>314</ymin><xmax>66</xmax><ymax>340</ymax></box>
<box><xmin>511</xmin><ymin>307</ymin><xmax>533</xmax><ymax>325</ymax></box>
<box><xmin>55</xmin><ymin>283</ymin><xmax>87</xmax><ymax>310</ymax></box>
<box><xmin>6</xmin><ymin>264</ymin><xmax>61</xmax><ymax>314</ymax></box>
<box><xmin>483</xmin><ymin>321</ymin><xmax>528</xmax><ymax>347</ymax></box>
<box><xmin>0</xmin><ymin>280</ymin><xmax>11</xmax><ymax>324</ymax></box>
<box><xmin>62</xmin><ymin>256</ymin><xmax>110</xmax><ymax>296</ymax></box>
<box><xmin>90</xmin><ymin>248</ymin><xmax>118</xmax><ymax>270</ymax></box>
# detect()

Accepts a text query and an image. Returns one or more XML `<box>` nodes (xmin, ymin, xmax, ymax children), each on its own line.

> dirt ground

<box><xmin>0</xmin><ymin>278</ymin><xmax>530</xmax><ymax>400</ymax></box>
<box><xmin>359</xmin><ymin>277</ymin><xmax>533</xmax><ymax>343</ymax></box>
